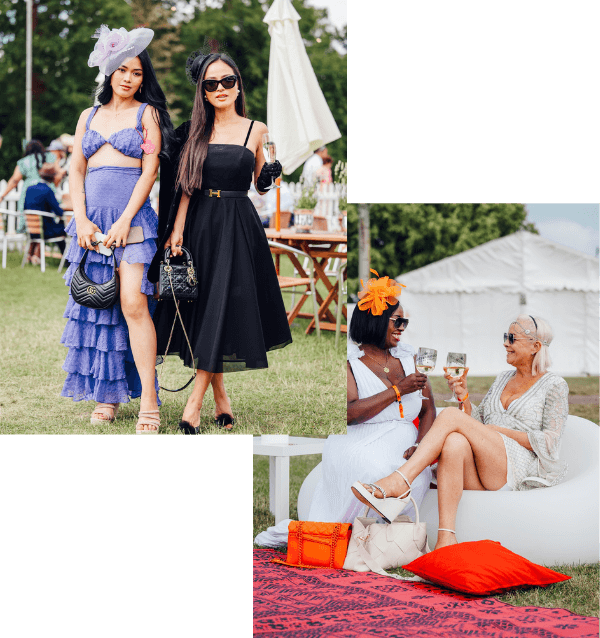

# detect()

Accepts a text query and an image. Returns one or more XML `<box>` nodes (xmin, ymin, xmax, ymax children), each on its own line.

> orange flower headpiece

<box><xmin>357</xmin><ymin>269</ymin><xmax>406</xmax><ymax>316</ymax></box>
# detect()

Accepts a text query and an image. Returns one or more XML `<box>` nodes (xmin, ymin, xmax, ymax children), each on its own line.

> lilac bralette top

<box><xmin>82</xmin><ymin>103</ymin><xmax>148</xmax><ymax>160</ymax></box>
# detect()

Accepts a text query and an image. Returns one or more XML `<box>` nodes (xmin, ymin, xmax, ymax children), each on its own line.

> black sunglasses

<box><xmin>504</xmin><ymin>332</ymin><xmax>533</xmax><ymax>345</ymax></box>
<box><xmin>202</xmin><ymin>75</ymin><xmax>238</xmax><ymax>92</ymax></box>
<box><xmin>390</xmin><ymin>317</ymin><xmax>409</xmax><ymax>329</ymax></box>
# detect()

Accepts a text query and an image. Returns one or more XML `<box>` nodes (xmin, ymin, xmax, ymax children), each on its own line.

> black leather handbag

<box><xmin>158</xmin><ymin>246</ymin><xmax>198</xmax><ymax>301</ymax></box>
<box><xmin>70</xmin><ymin>246</ymin><xmax>120</xmax><ymax>310</ymax></box>
<box><xmin>156</xmin><ymin>245</ymin><xmax>198</xmax><ymax>393</ymax></box>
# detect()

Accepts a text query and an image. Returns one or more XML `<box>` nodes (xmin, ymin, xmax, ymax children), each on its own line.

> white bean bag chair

<box><xmin>297</xmin><ymin>414</ymin><xmax>598</xmax><ymax>565</ymax></box>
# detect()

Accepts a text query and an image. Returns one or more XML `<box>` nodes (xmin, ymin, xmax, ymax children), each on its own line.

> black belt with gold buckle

<box><xmin>201</xmin><ymin>189</ymin><xmax>248</xmax><ymax>198</ymax></box>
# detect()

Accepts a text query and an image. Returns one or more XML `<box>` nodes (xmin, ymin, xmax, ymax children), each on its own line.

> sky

<box><xmin>524</xmin><ymin>204</ymin><xmax>599</xmax><ymax>257</ymax></box>
<box><xmin>306</xmin><ymin>0</ymin><xmax>347</xmax><ymax>30</ymax></box>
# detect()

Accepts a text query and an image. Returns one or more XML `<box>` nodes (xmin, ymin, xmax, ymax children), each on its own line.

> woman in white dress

<box><xmin>352</xmin><ymin>314</ymin><xmax>569</xmax><ymax>551</ymax></box>
<box><xmin>309</xmin><ymin>272</ymin><xmax>435</xmax><ymax>523</ymax></box>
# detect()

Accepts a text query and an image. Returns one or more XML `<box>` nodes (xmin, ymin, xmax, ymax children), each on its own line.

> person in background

<box><xmin>315</xmin><ymin>156</ymin><xmax>333</xmax><ymax>184</ymax></box>
<box><xmin>47</xmin><ymin>140</ymin><xmax>69</xmax><ymax>187</ymax></box>
<box><xmin>23</xmin><ymin>163</ymin><xmax>66</xmax><ymax>264</ymax></box>
<box><xmin>59</xmin><ymin>134</ymin><xmax>75</xmax><ymax>179</ymax></box>
<box><xmin>300</xmin><ymin>145</ymin><xmax>328</xmax><ymax>184</ymax></box>
<box><xmin>0</xmin><ymin>140</ymin><xmax>58</xmax><ymax>232</ymax></box>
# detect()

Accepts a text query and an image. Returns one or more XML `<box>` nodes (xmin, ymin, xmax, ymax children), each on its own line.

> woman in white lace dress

<box><xmin>309</xmin><ymin>272</ymin><xmax>435</xmax><ymax>523</ymax></box>
<box><xmin>352</xmin><ymin>314</ymin><xmax>569</xmax><ymax>551</ymax></box>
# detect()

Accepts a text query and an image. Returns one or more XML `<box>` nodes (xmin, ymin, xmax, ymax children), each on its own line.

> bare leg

<box><xmin>361</xmin><ymin>407</ymin><xmax>508</xmax><ymax>499</ymax></box>
<box><xmin>119</xmin><ymin>261</ymin><xmax>159</xmax><ymax>431</ymax></box>
<box><xmin>434</xmin><ymin>432</ymin><xmax>485</xmax><ymax>549</ymax></box>
<box><xmin>181</xmin><ymin>369</ymin><xmax>214</xmax><ymax>428</ymax></box>
<box><xmin>211</xmin><ymin>373</ymin><xmax>234</xmax><ymax>427</ymax></box>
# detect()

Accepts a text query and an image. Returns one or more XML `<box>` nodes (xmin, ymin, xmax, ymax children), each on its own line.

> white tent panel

<box><xmin>528</xmin><ymin>291</ymin><xmax>596</xmax><ymax>376</ymax></box>
<box><xmin>402</xmin><ymin>291</ymin><xmax>522</xmax><ymax>376</ymax></box>
<box><xmin>395</xmin><ymin>231</ymin><xmax>599</xmax><ymax>377</ymax></box>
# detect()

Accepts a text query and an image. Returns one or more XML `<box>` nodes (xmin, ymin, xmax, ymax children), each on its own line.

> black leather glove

<box><xmin>256</xmin><ymin>160</ymin><xmax>282</xmax><ymax>192</ymax></box>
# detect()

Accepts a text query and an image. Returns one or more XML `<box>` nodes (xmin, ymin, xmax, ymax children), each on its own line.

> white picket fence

<box><xmin>286</xmin><ymin>181</ymin><xmax>347</xmax><ymax>231</ymax></box>
<box><xmin>0</xmin><ymin>177</ymin><xmax>346</xmax><ymax>247</ymax></box>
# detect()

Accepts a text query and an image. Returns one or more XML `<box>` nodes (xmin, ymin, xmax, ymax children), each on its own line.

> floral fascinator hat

<box><xmin>357</xmin><ymin>269</ymin><xmax>406</xmax><ymax>315</ymax></box>
<box><xmin>88</xmin><ymin>25</ymin><xmax>154</xmax><ymax>77</ymax></box>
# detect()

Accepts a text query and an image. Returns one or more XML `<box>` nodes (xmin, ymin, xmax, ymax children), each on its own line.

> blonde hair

<box><xmin>511</xmin><ymin>314</ymin><xmax>553</xmax><ymax>375</ymax></box>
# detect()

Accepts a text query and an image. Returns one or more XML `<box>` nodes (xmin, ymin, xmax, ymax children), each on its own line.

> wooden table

<box><xmin>254</xmin><ymin>436</ymin><xmax>326</xmax><ymax>524</ymax></box>
<box><xmin>266</xmin><ymin>229</ymin><xmax>347</xmax><ymax>334</ymax></box>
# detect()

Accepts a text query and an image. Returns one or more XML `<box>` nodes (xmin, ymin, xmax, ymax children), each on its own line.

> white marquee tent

<box><xmin>396</xmin><ymin>231</ymin><xmax>599</xmax><ymax>376</ymax></box>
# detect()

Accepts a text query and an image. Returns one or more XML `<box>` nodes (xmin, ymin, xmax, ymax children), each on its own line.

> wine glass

<box><xmin>445</xmin><ymin>352</ymin><xmax>467</xmax><ymax>403</ymax></box>
<box><xmin>262</xmin><ymin>133</ymin><xmax>279</xmax><ymax>189</ymax></box>
<box><xmin>415</xmin><ymin>347</ymin><xmax>437</xmax><ymax>399</ymax></box>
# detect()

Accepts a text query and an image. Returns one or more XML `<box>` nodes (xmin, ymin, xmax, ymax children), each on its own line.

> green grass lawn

<box><xmin>253</xmin><ymin>454</ymin><xmax>600</xmax><ymax>618</ymax></box>
<box><xmin>0</xmin><ymin>250</ymin><xmax>345</xmax><ymax>434</ymax></box>
<box><xmin>429</xmin><ymin>376</ymin><xmax>599</xmax><ymax>424</ymax></box>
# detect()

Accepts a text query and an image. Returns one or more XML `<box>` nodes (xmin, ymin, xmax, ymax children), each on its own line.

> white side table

<box><xmin>253</xmin><ymin>436</ymin><xmax>326</xmax><ymax>524</ymax></box>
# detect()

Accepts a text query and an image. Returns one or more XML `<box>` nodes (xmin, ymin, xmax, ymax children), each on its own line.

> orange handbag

<box><xmin>272</xmin><ymin>521</ymin><xmax>353</xmax><ymax>570</ymax></box>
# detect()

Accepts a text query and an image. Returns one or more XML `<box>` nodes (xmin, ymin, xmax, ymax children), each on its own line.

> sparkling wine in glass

<box><xmin>445</xmin><ymin>352</ymin><xmax>467</xmax><ymax>403</ymax></box>
<box><xmin>262</xmin><ymin>133</ymin><xmax>278</xmax><ymax>189</ymax></box>
<box><xmin>415</xmin><ymin>347</ymin><xmax>437</xmax><ymax>399</ymax></box>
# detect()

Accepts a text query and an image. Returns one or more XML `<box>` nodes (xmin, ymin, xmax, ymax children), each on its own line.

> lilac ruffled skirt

<box><xmin>61</xmin><ymin>166</ymin><xmax>159</xmax><ymax>404</ymax></box>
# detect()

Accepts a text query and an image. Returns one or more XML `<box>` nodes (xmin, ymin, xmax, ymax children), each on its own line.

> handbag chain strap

<box><xmin>157</xmin><ymin>268</ymin><xmax>197</xmax><ymax>392</ymax></box>
<box><xmin>329</xmin><ymin>523</ymin><xmax>341</xmax><ymax>568</ymax></box>
<box><xmin>297</xmin><ymin>522</ymin><xmax>304</xmax><ymax>566</ymax></box>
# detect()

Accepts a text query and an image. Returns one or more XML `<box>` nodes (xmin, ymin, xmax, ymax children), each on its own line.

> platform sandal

<box><xmin>351</xmin><ymin>469</ymin><xmax>412</xmax><ymax>523</ymax></box>
<box><xmin>136</xmin><ymin>410</ymin><xmax>160</xmax><ymax>435</ymax></box>
<box><xmin>90</xmin><ymin>403</ymin><xmax>119</xmax><ymax>426</ymax></box>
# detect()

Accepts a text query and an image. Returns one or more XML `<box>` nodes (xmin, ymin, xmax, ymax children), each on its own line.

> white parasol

<box><xmin>263</xmin><ymin>0</ymin><xmax>341</xmax><ymax>175</ymax></box>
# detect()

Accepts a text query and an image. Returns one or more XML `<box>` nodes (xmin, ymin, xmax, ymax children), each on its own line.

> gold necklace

<box><xmin>363</xmin><ymin>348</ymin><xmax>390</xmax><ymax>374</ymax></box>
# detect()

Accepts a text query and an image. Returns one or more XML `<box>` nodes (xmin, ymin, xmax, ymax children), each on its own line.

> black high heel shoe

<box><xmin>215</xmin><ymin>413</ymin><xmax>235</xmax><ymax>430</ymax></box>
<box><xmin>179</xmin><ymin>420</ymin><xmax>199</xmax><ymax>435</ymax></box>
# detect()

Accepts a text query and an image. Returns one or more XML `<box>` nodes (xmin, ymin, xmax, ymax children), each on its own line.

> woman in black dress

<box><xmin>148</xmin><ymin>51</ymin><xmax>292</xmax><ymax>434</ymax></box>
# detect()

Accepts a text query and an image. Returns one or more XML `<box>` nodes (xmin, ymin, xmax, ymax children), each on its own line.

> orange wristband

<box><xmin>459</xmin><ymin>392</ymin><xmax>469</xmax><ymax>411</ymax></box>
<box><xmin>392</xmin><ymin>385</ymin><xmax>404</xmax><ymax>418</ymax></box>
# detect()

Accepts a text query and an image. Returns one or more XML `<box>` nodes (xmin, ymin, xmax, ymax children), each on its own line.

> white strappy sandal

<box><xmin>90</xmin><ymin>403</ymin><xmax>119</xmax><ymax>425</ymax></box>
<box><xmin>351</xmin><ymin>469</ymin><xmax>412</xmax><ymax>523</ymax></box>
<box><xmin>136</xmin><ymin>410</ymin><xmax>160</xmax><ymax>435</ymax></box>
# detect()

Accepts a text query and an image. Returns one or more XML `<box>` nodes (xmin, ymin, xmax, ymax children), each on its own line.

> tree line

<box><xmin>0</xmin><ymin>0</ymin><xmax>347</xmax><ymax>181</ymax></box>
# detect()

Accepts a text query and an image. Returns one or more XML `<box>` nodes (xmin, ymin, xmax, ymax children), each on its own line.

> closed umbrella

<box><xmin>263</xmin><ymin>0</ymin><xmax>341</xmax><ymax>177</ymax></box>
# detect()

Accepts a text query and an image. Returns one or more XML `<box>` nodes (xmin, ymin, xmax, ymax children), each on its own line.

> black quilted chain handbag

<box><xmin>157</xmin><ymin>246</ymin><xmax>198</xmax><ymax>392</ymax></box>
<box><xmin>158</xmin><ymin>246</ymin><xmax>198</xmax><ymax>301</ymax></box>
<box><xmin>70</xmin><ymin>244</ymin><xmax>120</xmax><ymax>310</ymax></box>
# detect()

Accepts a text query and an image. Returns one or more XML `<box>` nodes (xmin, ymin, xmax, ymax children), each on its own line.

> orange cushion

<box><xmin>403</xmin><ymin>540</ymin><xmax>571</xmax><ymax>595</ymax></box>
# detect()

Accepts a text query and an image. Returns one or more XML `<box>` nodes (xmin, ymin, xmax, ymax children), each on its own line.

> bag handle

<box><xmin>157</xmin><ymin>264</ymin><xmax>197</xmax><ymax>393</ymax></box>
<box><xmin>163</xmin><ymin>245</ymin><xmax>194</xmax><ymax>266</ymax></box>
<box><xmin>83</xmin><ymin>244</ymin><xmax>118</xmax><ymax>280</ymax></box>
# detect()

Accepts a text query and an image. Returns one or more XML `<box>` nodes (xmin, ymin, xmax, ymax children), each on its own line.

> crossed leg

<box><xmin>358</xmin><ymin>407</ymin><xmax>508</xmax><ymax>549</ymax></box>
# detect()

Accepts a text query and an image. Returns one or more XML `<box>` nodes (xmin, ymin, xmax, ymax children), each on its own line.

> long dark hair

<box><xmin>95</xmin><ymin>49</ymin><xmax>175</xmax><ymax>159</ymax></box>
<box><xmin>176</xmin><ymin>53</ymin><xmax>246</xmax><ymax>196</ymax></box>
<box><xmin>23</xmin><ymin>140</ymin><xmax>46</xmax><ymax>171</ymax></box>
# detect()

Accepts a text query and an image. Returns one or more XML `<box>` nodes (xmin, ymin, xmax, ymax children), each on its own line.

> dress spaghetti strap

<box><xmin>136</xmin><ymin>103</ymin><xmax>148</xmax><ymax>131</ymax></box>
<box><xmin>86</xmin><ymin>106</ymin><xmax>99</xmax><ymax>130</ymax></box>
<box><xmin>243</xmin><ymin>120</ymin><xmax>255</xmax><ymax>147</ymax></box>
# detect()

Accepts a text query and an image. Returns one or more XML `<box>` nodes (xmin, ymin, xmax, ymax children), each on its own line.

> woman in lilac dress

<box><xmin>61</xmin><ymin>26</ymin><xmax>173</xmax><ymax>433</ymax></box>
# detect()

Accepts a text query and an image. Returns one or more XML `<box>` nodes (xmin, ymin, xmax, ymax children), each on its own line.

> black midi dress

<box><xmin>148</xmin><ymin>121</ymin><xmax>292</xmax><ymax>373</ymax></box>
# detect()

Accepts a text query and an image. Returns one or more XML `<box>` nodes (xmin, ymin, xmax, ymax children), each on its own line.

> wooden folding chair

<box><xmin>335</xmin><ymin>260</ymin><xmax>347</xmax><ymax>349</ymax></box>
<box><xmin>0</xmin><ymin>208</ymin><xmax>26</xmax><ymax>269</ymax></box>
<box><xmin>268</xmin><ymin>240</ymin><xmax>320</xmax><ymax>337</ymax></box>
<box><xmin>21</xmin><ymin>209</ymin><xmax>67</xmax><ymax>273</ymax></box>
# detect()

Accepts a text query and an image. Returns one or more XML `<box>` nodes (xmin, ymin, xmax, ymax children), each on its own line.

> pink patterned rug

<box><xmin>254</xmin><ymin>549</ymin><xmax>598</xmax><ymax>637</ymax></box>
